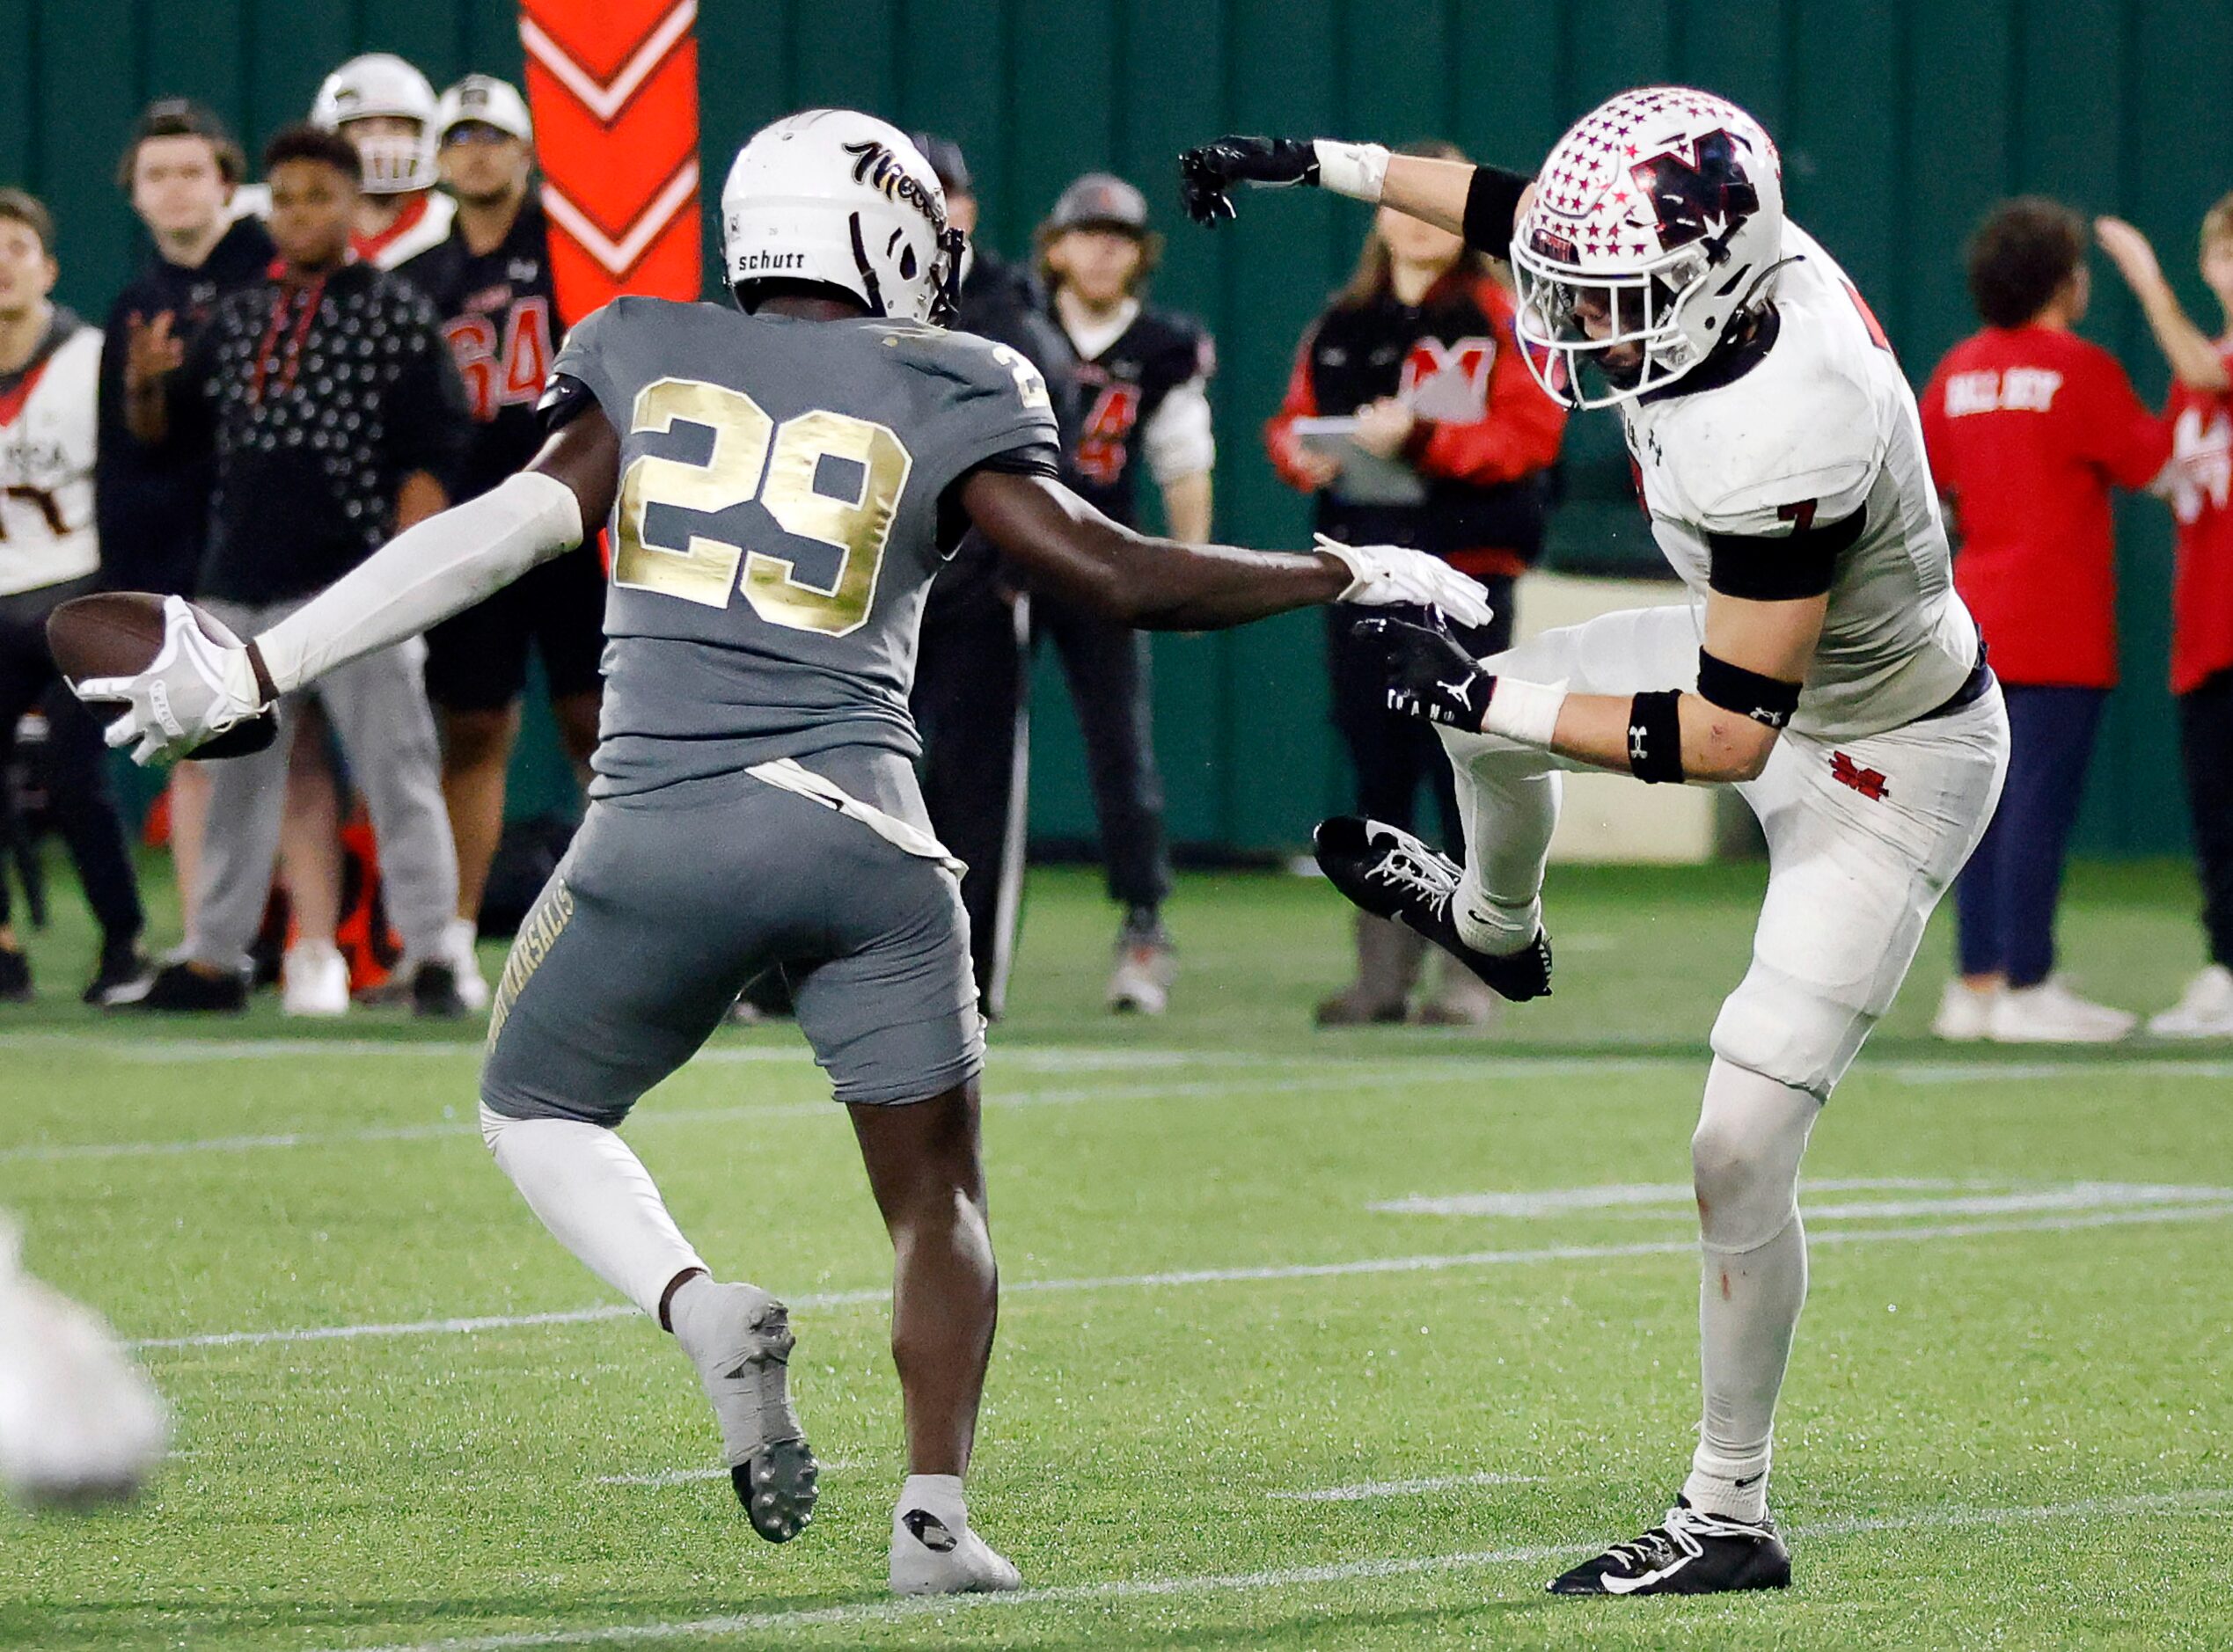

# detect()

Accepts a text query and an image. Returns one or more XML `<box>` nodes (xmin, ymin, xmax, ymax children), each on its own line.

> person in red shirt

<box><xmin>2098</xmin><ymin>199</ymin><xmax>2233</xmax><ymax>1036</ymax></box>
<box><xmin>1266</xmin><ymin>141</ymin><xmax>1566</xmax><ymax>1026</ymax></box>
<box><xmin>1919</xmin><ymin>197</ymin><xmax>2171</xmax><ymax>1042</ymax></box>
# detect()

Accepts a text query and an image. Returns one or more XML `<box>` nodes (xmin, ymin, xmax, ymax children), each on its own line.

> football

<box><xmin>44</xmin><ymin>590</ymin><xmax>279</xmax><ymax>758</ymax></box>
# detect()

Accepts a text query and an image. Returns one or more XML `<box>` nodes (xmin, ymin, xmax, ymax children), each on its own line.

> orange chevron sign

<box><xmin>519</xmin><ymin>0</ymin><xmax>702</xmax><ymax>316</ymax></box>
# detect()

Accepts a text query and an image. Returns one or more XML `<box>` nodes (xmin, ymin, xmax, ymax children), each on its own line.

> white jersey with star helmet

<box><xmin>1620</xmin><ymin>223</ymin><xmax>1980</xmax><ymax>742</ymax></box>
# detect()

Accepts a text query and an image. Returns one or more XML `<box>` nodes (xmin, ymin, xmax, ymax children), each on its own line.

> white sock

<box><xmin>898</xmin><ymin>1472</ymin><xmax>968</xmax><ymax>1527</ymax></box>
<box><xmin>1683</xmin><ymin>1060</ymin><xmax>1819</xmax><ymax>1524</ymax></box>
<box><xmin>1446</xmin><ymin>743</ymin><xmax>1560</xmax><ymax>954</ymax></box>
<box><xmin>479</xmin><ymin>1105</ymin><xmax>707</xmax><ymax>1319</ymax></box>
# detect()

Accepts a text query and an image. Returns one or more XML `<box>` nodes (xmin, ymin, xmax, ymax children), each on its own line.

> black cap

<box><xmin>1046</xmin><ymin>172</ymin><xmax>1150</xmax><ymax>236</ymax></box>
<box><xmin>912</xmin><ymin>132</ymin><xmax>972</xmax><ymax>197</ymax></box>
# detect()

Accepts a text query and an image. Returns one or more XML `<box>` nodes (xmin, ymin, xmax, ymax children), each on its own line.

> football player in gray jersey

<box><xmin>77</xmin><ymin>109</ymin><xmax>1492</xmax><ymax>1597</ymax></box>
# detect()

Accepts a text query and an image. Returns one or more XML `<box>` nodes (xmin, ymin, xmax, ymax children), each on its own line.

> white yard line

<box><xmin>129</xmin><ymin>1200</ymin><xmax>2233</xmax><ymax>1353</ymax></box>
<box><xmin>1270</xmin><ymin>1472</ymin><xmax>1542</xmax><ymax>1502</ymax></box>
<box><xmin>318</xmin><ymin>1487</ymin><xmax>2233</xmax><ymax>1651</ymax></box>
<box><xmin>7</xmin><ymin>1044</ymin><xmax>2223</xmax><ymax>1166</ymax></box>
<box><xmin>597</xmin><ymin>1460</ymin><xmax>858</xmax><ymax>1487</ymax></box>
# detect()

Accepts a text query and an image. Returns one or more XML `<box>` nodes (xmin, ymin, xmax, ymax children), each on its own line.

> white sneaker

<box><xmin>1930</xmin><ymin>979</ymin><xmax>1997</xmax><ymax>1041</ymax></box>
<box><xmin>890</xmin><ymin>1503</ymin><xmax>1022</xmax><ymax>1595</ymax></box>
<box><xmin>281</xmin><ymin>940</ymin><xmax>350</xmax><ymax>1018</ymax></box>
<box><xmin>2148</xmin><ymin>965</ymin><xmax>2233</xmax><ymax>1039</ymax></box>
<box><xmin>443</xmin><ymin>917</ymin><xmax>491</xmax><ymax>1013</ymax></box>
<box><xmin>1107</xmin><ymin>923</ymin><xmax>1176</xmax><ymax>1015</ymax></box>
<box><xmin>1987</xmin><ymin>977</ymin><xmax>2136</xmax><ymax>1044</ymax></box>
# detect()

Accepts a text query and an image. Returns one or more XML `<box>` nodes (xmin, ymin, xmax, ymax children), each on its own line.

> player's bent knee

<box><xmin>1690</xmin><ymin>1109</ymin><xmax>1801</xmax><ymax>1254</ymax></box>
<box><xmin>1710</xmin><ymin>965</ymin><xmax>1871</xmax><ymax>1101</ymax></box>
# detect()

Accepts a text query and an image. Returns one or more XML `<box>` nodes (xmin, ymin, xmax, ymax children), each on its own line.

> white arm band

<box><xmin>1483</xmin><ymin>676</ymin><xmax>1569</xmax><ymax>748</ymax></box>
<box><xmin>253</xmin><ymin>471</ymin><xmax>585</xmax><ymax>695</ymax></box>
<box><xmin>1313</xmin><ymin>140</ymin><xmax>1391</xmax><ymax>203</ymax></box>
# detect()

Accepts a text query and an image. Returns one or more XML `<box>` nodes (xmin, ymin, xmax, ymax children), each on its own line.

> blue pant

<box><xmin>1953</xmin><ymin>684</ymin><xmax>2105</xmax><ymax>987</ymax></box>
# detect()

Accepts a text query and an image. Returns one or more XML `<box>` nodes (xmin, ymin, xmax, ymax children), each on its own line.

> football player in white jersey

<box><xmin>1183</xmin><ymin>88</ymin><xmax>2011</xmax><ymax>1595</ymax></box>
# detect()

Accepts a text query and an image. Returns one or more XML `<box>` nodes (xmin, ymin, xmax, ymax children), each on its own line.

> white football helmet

<box><xmin>437</xmin><ymin>74</ymin><xmax>533</xmax><ymax>145</ymax></box>
<box><xmin>721</xmin><ymin>109</ymin><xmax>965</xmax><ymax>325</ymax></box>
<box><xmin>1512</xmin><ymin>86</ymin><xmax>1784</xmax><ymax>409</ymax></box>
<box><xmin>311</xmin><ymin>54</ymin><xmax>439</xmax><ymax>195</ymax></box>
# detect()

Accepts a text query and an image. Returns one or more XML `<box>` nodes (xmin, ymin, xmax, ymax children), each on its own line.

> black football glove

<box><xmin>1358</xmin><ymin>615</ymin><xmax>1496</xmax><ymax>731</ymax></box>
<box><xmin>1178</xmin><ymin>136</ymin><xmax>1320</xmax><ymax>226</ymax></box>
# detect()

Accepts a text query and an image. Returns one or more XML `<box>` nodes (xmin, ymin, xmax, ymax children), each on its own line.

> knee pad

<box><xmin>1692</xmin><ymin>1060</ymin><xmax>1819</xmax><ymax>1254</ymax></box>
<box><xmin>1710</xmin><ymin>958</ymin><xmax>1872</xmax><ymax>1101</ymax></box>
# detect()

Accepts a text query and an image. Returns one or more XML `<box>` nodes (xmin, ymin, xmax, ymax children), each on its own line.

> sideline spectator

<box><xmin>1036</xmin><ymin>172</ymin><xmax>1210</xmax><ymax>1013</ymax></box>
<box><xmin>0</xmin><ymin>189</ymin><xmax>150</xmax><ymax>1004</ymax></box>
<box><xmin>1265</xmin><ymin>140</ymin><xmax>1565</xmax><ymax>1027</ymax></box>
<box><xmin>98</xmin><ymin>100</ymin><xmax>273</xmax><ymax>939</ymax></box>
<box><xmin>311</xmin><ymin>54</ymin><xmax>456</xmax><ymax>269</ymax></box>
<box><xmin>409</xmin><ymin>75</ymin><xmax>596</xmax><ymax>1012</ymax></box>
<box><xmin>2097</xmin><ymin>204</ymin><xmax>2233</xmax><ymax>1036</ymax></box>
<box><xmin>118</xmin><ymin>126</ymin><xmax>467</xmax><ymax>1016</ymax></box>
<box><xmin>1919</xmin><ymin>197</ymin><xmax>2171</xmax><ymax>1043</ymax></box>
<box><xmin>909</xmin><ymin>132</ymin><xmax>1081</xmax><ymax>1019</ymax></box>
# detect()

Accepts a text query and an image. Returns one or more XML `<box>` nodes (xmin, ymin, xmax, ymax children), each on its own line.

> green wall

<box><xmin>7</xmin><ymin>0</ymin><xmax>2231</xmax><ymax>855</ymax></box>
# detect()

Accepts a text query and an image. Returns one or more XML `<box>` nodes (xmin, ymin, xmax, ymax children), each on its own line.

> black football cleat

<box><xmin>410</xmin><ymin>960</ymin><xmax>469</xmax><ymax>1020</ymax></box>
<box><xmin>109</xmin><ymin>959</ymin><xmax>248</xmax><ymax>1013</ymax></box>
<box><xmin>84</xmin><ymin>939</ymin><xmax>152</xmax><ymax>1006</ymax></box>
<box><xmin>0</xmin><ymin>947</ymin><xmax>30</xmax><ymax>1004</ymax></box>
<box><xmin>1548</xmin><ymin>1498</ymin><xmax>1791</xmax><ymax>1597</ymax></box>
<box><xmin>1311</xmin><ymin>816</ymin><xmax>1551</xmax><ymax>1003</ymax></box>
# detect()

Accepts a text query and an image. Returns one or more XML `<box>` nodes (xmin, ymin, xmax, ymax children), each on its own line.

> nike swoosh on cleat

<box><xmin>1600</xmin><ymin>1555</ymin><xmax>1693</xmax><ymax>1595</ymax></box>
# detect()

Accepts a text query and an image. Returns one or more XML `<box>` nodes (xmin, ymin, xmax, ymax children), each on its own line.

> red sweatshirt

<box><xmin>2163</xmin><ymin>340</ymin><xmax>2233</xmax><ymax>695</ymax></box>
<box><xmin>1919</xmin><ymin>325</ymin><xmax>2171</xmax><ymax>688</ymax></box>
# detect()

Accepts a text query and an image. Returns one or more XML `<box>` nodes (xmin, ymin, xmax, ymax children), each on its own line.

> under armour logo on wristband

<box><xmin>1629</xmin><ymin>723</ymin><xmax>1649</xmax><ymax>761</ymax></box>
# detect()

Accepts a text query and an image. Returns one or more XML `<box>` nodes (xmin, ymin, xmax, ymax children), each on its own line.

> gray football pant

<box><xmin>186</xmin><ymin>596</ymin><xmax>458</xmax><ymax>973</ymax></box>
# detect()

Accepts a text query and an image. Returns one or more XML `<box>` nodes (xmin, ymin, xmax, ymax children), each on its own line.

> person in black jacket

<box><xmin>96</xmin><ymin>101</ymin><xmax>274</xmax><ymax>947</ymax></box>
<box><xmin>908</xmin><ymin>134</ymin><xmax>1082</xmax><ymax>1018</ymax></box>
<box><xmin>118</xmin><ymin>126</ymin><xmax>469</xmax><ymax>1017</ymax></box>
<box><xmin>1036</xmin><ymin>173</ymin><xmax>1212</xmax><ymax>1013</ymax></box>
<box><xmin>1264</xmin><ymin>143</ymin><xmax>1566</xmax><ymax>1025</ymax></box>
<box><xmin>406</xmin><ymin>76</ymin><xmax>594</xmax><ymax>1012</ymax></box>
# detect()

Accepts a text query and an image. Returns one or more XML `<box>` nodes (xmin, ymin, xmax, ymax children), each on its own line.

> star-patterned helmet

<box><xmin>1511</xmin><ymin>86</ymin><xmax>1784</xmax><ymax>409</ymax></box>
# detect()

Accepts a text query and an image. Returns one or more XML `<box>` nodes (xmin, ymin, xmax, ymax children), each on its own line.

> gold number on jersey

<box><xmin>613</xmin><ymin>380</ymin><xmax>769</xmax><ymax>608</ymax></box>
<box><xmin>612</xmin><ymin>377</ymin><xmax>912</xmax><ymax>635</ymax></box>
<box><xmin>988</xmin><ymin>341</ymin><xmax>1051</xmax><ymax>413</ymax></box>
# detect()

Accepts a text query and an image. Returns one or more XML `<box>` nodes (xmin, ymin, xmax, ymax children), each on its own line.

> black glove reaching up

<box><xmin>1358</xmin><ymin>616</ymin><xmax>1497</xmax><ymax>731</ymax></box>
<box><xmin>1178</xmin><ymin>136</ymin><xmax>1320</xmax><ymax>225</ymax></box>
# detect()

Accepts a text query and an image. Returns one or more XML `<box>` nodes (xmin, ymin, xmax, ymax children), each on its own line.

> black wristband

<box><xmin>1695</xmin><ymin>648</ymin><xmax>1801</xmax><ymax>728</ymax></box>
<box><xmin>1461</xmin><ymin>164</ymin><xmax>1532</xmax><ymax>259</ymax></box>
<box><xmin>1625</xmin><ymin>689</ymin><xmax>1686</xmax><ymax>784</ymax></box>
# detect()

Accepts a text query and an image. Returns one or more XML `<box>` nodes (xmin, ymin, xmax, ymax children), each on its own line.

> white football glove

<box><xmin>1314</xmin><ymin>535</ymin><xmax>1497</xmax><ymax>629</ymax></box>
<box><xmin>77</xmin><ymin>596</ymin><xmax>270</xmax><ymax>767</ymax></box>
<box><xmin>0</xmin><ymin>1220</ymin><xmax>169</xmax><ymax>1507</ymax></box>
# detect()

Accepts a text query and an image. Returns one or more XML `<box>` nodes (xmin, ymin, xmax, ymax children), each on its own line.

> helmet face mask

<box><xmin>311</xmin><ymin>55</ymin><xmax>439</xmax><ymax>196</ymax></box>
<box><xmin>1512</xmin><ymin>241</ymin><xmax>1711</xmax><ymax>407</ymax></box>
<box><xmin>1512</xmin><ymin>85</ymin><xmax>1783</xmax><ymax>411</ymax></box>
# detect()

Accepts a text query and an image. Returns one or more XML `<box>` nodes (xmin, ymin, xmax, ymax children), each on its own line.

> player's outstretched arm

<box><xmin>1371</xmin><ymin>587</ymin><xmax>1826</xmax><ymax>786</ymax></box>
<box><xmin>961</xmin><ymin>469</ymin><xmax>1492</xmax><ymax>632</ymax></box>
<box><xmin>1179</xmin><ymin>137</ymin><xmax>1531</xmax><ymax>257</ymax></box>
<box><xmin>2095</xmin><ymin>216</ymin><xmax>2232</xmax><ymax>394</ymax></box>
<box><xmin>83</xmin><ymin>408</ymin><xmax>618</xmax><ymax>766</ymax></box>
<box><xmin>245</xmin><ymin>408</ymin><xmax>617</xmax><ymax>699</ymax></box>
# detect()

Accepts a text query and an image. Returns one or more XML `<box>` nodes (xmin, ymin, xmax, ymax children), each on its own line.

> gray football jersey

<box><xmin>550</xmin><ymin>297</ymin><xmax>1059</xmax><ymax>794</ymax></box>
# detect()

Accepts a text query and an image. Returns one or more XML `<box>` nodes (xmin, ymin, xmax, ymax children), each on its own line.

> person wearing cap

<box><xmin>907</xmin><ymin>133</ymin><xmax>1081</xmax><ymax>1019</ymax></box>
<box><xmin>404</xmin><ymin>74</ymin><xmax>595</xmax><ymax>1012</ymax></box>
<box><xmin>310</xmin><ymin>52</ymin><xmax>457</xmax><ymax>270</ymax></box>
<box><xmin>97</xmin><ymin>101</ymin><xmax>275</xmax><ymax>944</ymax></box>
<box><xmin>1036</xmin><ymin>172</ymin><xmax>1213</xmax><ymax>1013</ymax></box>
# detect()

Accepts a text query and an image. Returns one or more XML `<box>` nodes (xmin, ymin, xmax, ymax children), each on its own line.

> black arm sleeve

<box><xmin>1461</xmin><ymin>164</ymin><xmax>1534</xmax><ymax>259</ymax></box>
<box><xmin>1704</xmin><ymin>506</ymin><xmax>1867</xmax><ymax>601</ymax></box>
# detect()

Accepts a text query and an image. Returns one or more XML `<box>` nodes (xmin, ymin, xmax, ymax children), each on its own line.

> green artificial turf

<box><xmin>1</xmin><ymin>852</ymin><xmax>2226</xmax><ymax>1648</ymax></box>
